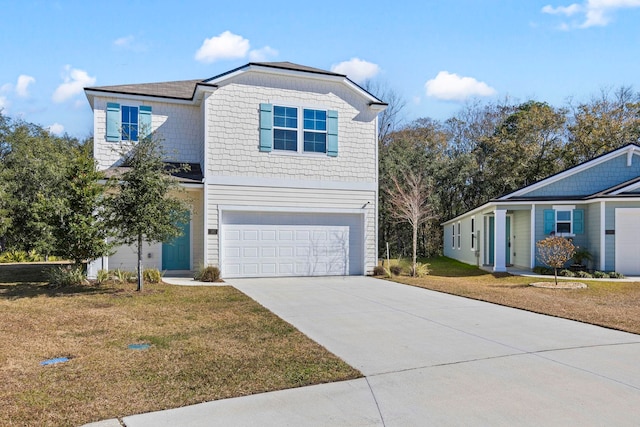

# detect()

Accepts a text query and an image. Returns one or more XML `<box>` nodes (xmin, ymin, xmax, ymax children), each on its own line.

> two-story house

<box><xmin>84</xmin><ymin>62</ymin><xmax>386</xmax><ymax>278</ymax></box>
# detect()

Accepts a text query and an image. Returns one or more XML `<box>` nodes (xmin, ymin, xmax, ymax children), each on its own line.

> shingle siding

<box><xmin>523</xmin><ymin>154</ymin><xmax>640</xmax><ymax>197</ymax></box>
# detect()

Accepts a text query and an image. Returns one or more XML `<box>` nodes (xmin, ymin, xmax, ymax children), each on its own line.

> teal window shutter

<box><xmin>139</xmin><ymin>105</ymin><xmax>152</xmax><ymax>139</ymax></box>
<box><xmin>543</xmin><ymin>209</ymin><xmax>555</xmax><ymax>234</ymax></box>
<box><xmin>259</xmin><ymin>103</ymin><xmax>273</xmax><ymax>152</ymax></box>
<box><xmin>327</xmin><ymin>110</ymin><xmax>338</xmax><ymax>157</ymax></box>
<box><xmin>573</xmin><ymin>209</ymin><xmax>584</xmax><ymax>234</ymax></box>
<box><xmin>106</xmin><ymin>102</ymin><xmax>120</xmax><ymax>142</ymax></box>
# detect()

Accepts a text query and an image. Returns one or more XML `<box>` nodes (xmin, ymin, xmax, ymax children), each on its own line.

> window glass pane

<box><xmin>303</xmin><ymin>109</ymin><xmax>326</xmax><ymax>131</ymax></box>
<box><xmin>121</xmin><ymin>106</ymin><xmax>138</xmax><ymax>141</ymax></box>
<box><xmin>274</xmin><ymin>129</ymin><xmax>297</xmax><ymax>151</ymax></box>
<box><xmin>557</xmin><ymin>211</ymin><xmax>571</xmax><ymax>221</ymax></box>
<box><xmin>557</xmin><ymin>222</ymin><xmax>571</xmax><ymax>233</ymax></box>
<box><xmin>303</xmin><ymin>132</ymin><xmax>326</xmax><ymax>153</ymax></box>
<box><xmin>274</xmin><ymin>106</ymin><xmax>297</xmax><ymax>129</ymax></box>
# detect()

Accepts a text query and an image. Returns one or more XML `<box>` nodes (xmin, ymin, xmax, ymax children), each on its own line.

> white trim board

<box><xmin>206</xmin><ymin>175</ymin><xmax>376</xmax><ymax>192</ymax></box>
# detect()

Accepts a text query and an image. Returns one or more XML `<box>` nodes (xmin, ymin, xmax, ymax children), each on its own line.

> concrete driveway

<box><xmin>124</xmin><ymin>276</ymin><xmax>640</xmax><ymax>426</ymax></box>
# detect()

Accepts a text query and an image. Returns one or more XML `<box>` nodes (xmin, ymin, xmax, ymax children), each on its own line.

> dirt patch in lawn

<box><xmin>0</xmin><ymin>281</ymin><xmax>360</xmax><ymax>426</ymax></box>
<box><xmin>386</xmin><ymin>257</ymin><xmax>640</xmax><ymax>335</ymax></box>
<box><xmin>530</xmin><ymin>281</ymin><xmax>587</xmax><ymax>289</ymax></box>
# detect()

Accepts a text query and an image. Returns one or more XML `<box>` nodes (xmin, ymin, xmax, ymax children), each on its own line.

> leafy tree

<box><xmin>0</xmin><ymin>117</ymin><xmax>77</xmax><ymax>256</ymax></box>
<box><xmin>53</xmin><ymin>145</ymin><xmax>111</xmax><ymax>265</ymax></box>
<box><xmin>106</xmin><ymin>136</ymin><xmax>190</xmax><ymax>291</ymax></box>
<box><xmin>536</xmin><ymin>236</ymin><xmax>576</xmax><ymax>286</ymax></box>
<box><xmin>565</xmin><ymin>86</ymin><xmax>640</xmax><ymax>165</ymax></box>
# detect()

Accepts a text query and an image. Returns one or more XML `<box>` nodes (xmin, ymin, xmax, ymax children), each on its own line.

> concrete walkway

<box><xmin>123</xmin><ymin>276</ymin><xmax>640</xmax><ymax>426</ymax></box>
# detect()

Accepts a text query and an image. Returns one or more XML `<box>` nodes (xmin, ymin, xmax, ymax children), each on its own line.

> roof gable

<box><xmin>84</xmin><ymin>61</ymin><xmax>386</xmax><ymax>110</ymax></box>
<box><xmin>499</xmin><ymin>144</ymin><xmax>640</xmax><ymax>200</ymax></box>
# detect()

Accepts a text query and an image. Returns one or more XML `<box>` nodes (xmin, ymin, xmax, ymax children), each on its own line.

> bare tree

<box><xmin>536</xmin><ymin>236</ymin><xmax>576</xmax><ymax>286</ymax></box>
<box><xmin>385</xmin><ymin>170</ymin><xmax>434</xmax><ymax>276</ymax></box>
<box><xmin>361</xmin><ymin>80</ymin><xmax>406</xmax><ymax>145</ymax></box>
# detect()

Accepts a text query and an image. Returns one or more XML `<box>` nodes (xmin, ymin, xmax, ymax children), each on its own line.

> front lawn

<box><xmin>389</xmin><ymin>257</ymin><xmax>640</xmax><ymax>335</ymax></box>
<box><xmin>0</xmin><ymin>281</ymin><xmax>360</xmax><ymax>426</ymax></box>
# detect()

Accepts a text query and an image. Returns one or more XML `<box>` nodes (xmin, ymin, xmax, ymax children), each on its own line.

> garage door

<box><xmin>221</xmin><ymin>212</ymin><xmax>363</xmax><ymax>278</ymax></box>
<box><xmin>615</xmin><ymin>208</ymin><xmax>640</xmax><ymax>275</ymax></box>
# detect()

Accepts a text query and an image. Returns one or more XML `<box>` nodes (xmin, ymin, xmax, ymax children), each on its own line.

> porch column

<box><xmin>493</xmin><ymin>209</ymin><xmax>507</xmax><ymax>272</ymax></box>
<box><xmin>530</xmin><ymin>205</ymin><xmax>536</xmax><ymax>269</ymax></box>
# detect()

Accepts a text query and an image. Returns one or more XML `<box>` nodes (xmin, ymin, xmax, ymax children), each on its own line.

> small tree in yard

<box><xmin>54</xmin><ymin>146</ymin><xmax>111</xmax><ymax>266</ymax></box>
<box><xmin>385</xmin><ymin>170</ymin><xmax>434</xmax><ymax>276</ymax></box>
<box><xmin>536</xmin><ymin>236</ymin><xmax>576</xmax><ymax>286</ymax></box>
<box><xmin>106</xmin><ymin>137</ymin><xmax>189</xmax><ymax>291</ymax></box>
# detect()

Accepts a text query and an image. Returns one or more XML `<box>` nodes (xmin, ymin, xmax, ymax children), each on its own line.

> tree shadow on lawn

<box><xmin>0</xmin><ymin>282</ymin><xmax>118</xmax><ymax>300</ymax></box>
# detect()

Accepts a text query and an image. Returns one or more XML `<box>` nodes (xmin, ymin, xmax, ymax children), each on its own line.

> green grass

<box><xmin>0</xmin><ymin>281</ymin><xmax>360</xmax><ymax>426</ymax></box>
<box><xmin>389</xmin><ymin>256</ymin><xmax>640</xmax><ymax>335</ymax></box>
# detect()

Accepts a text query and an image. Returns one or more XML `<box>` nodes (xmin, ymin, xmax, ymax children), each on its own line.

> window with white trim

<box><xmin>556</xmin><ymin>210</ymin><xmax>572</xmax><ymax>234</ymax></box>
<box><xmin>451</xmin><ymin>225</ymin><xmax>455</xmax><ymax>249</ymax></box>
<box><xmin>470</xmin><ymin>217</ymin><xmax>476</xmax><ymax>250</ymax></box>
<box><xmin>273</xmin><ymin>106</ymin><xmax>327</xmax><ymax>153</ymax></box>
<box><xmin>456</xmin><ymin>221</ymin><xmax>461</xmax><ymax>249</ymax></box>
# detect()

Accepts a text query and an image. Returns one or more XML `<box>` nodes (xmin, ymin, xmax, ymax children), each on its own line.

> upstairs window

<box><xmin>259</xmin><ymin>103</ymin><xmax>338</xmax><ymax>156</ymax></box>
<box><xmin>121</xmin><ymin>106</ymin><xmax>139</xmax><ymax>141</ymax></box>
<box><xmin>273</xmin><ymin>106</ymin><xmax>298</xmax><ymax>151</ymax></box>
<box><xmin>303</xmin><ymin>109</ymin><xmax>327</xmax><ymax>153</ymax></box>
<box><xmin>106</xmin><ymin>103</ymin><xmax>152</xmax><ymax>142</ymax></box>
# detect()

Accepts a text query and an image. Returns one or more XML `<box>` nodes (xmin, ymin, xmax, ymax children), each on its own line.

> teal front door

<box><xmin>162</xmin><ymin>217</ymin><xmax>190</xmax><ymax>270</ymax></box>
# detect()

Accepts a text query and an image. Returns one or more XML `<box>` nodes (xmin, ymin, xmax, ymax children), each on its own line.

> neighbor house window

<box><xmin>457</xmin><ymin>222</ymin><xmax>461</xmax><ymax>249</ymax></box>
<box><xmin>556</xmin><ymin>210</ymin><xmax>572</xmax><ymax>234</ymax></box>
<box><xmin>543</xmin><ymin>207</ymin><xmax>584</xmax><ymax>236</ymax></box>
<box><xmin>259</xmin><ymin>103</ymin><xmax>338</xmax><ymax>156</ymax></box>
<box><xmin>470</xmin><ymin>217</ymin><xmax>476</xmax><ymax>250</ymax></box>
<box><xmin>452</xmin><ymin>225</ymin><xmax>455</xmax><ymax>249</ymax></box>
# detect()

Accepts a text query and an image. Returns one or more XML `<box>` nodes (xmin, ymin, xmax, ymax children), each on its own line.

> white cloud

<box><xmin>114</xmin><ymin>35</ymin><xmax>134</xmax><ymax>47</ymax></box>
<box><xmin>16</xmin><ymin>75</ymin><xmax>35</xmax><ymax>98</ymax></box>
<box><xmin>47</xmin><ymin>123</ymin><xmax>64</xmax><ymax>135</ymax></box>
<box><xmin>52</xmin><ymin>66</ymin><xmax>96</xmax><ymax>103</ymax></box>
<box><xmin>248</xmin><ymin>46</ymin><xmax>278</xmax><ymax>62</ymax></box>
<box><xmin>542</xmin><ymin>0</ymin><xmax>640</xmax><ymax>28</ymax></box>
<box><xmin>195</xmin><ymin>31</ymin><xmax>250</xmax><ymax>63</ymax></box>
<box><xmin>0</xmin><ymin>96</ymin><xmax>8</xmax><ymax>111</ymax></box>
<box><xmin>331</xmin><ymin>58</ymin><xmax>380</xmax><ymax>83</ymax></box>
<box><xmin>425</xmin><ymin>71</ymin><xmax>496</xmax><ymax>101</ymax></box>
<box><xmin>0</xmin><ymin>83</ymin><xmax>11</xmax><ymax>93</ymax></box>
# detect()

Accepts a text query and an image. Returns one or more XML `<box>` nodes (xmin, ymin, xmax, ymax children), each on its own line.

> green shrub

<box><xmin>608</xmin><ymin>271</ymin><xmax>625</xmax><ymax>279</ymax></box>
<box><xmin>194</xmin><ymin>265</ymin><xmax>221</xmax><ymax>282</ymax></box>
<box><xmin>96</xmin><ymin>269</ymin><xmax>110</xmax><ymax>285</ymax></box>
<box><xmin>143</xmin><ymin>268</ymin><xmax>162</xmax><ymax>284</ymax></box>
<box><xmin>390</xmin><ymin>264</ymin><xmax>403</xmax><ymax>276</ymax></box>
<box><xmin>0</xmin><ymin>250</ymin><xmax>27</xmax><ymax>263</ymax></box>
<box><xmin>533</xmin><ymin>266</ymin><xmax>553</xmax><ymax>275</ymax></box>
<box><xmin>372</xmin><ymin>265</ymin><xmax>385</xmax><ymax>276</ymax></box>
<box><xmin>576</xmin><ymin>270</ymin><xmax>592</xmax><ymax>278</ymax></box>
<box><xmin>559</xmin><ymin>269</ymin><xmax>575</xmax><ymax>277</ymax></box>
<box><xmin>47</xmin><ymin>265</ymin><xmax>87</xmax><ymax>288</ymax></box>
<box><xmin>593</xmin><ymin>271</ymin><xmax>609</xmax><ymax>279</ymax></box>
<box><xmin>111</xmin><ymin>269</ymin><xmax>135</xmax><ymax>284</ymax></box>
<box><xmin>410</xmin><ymin>262</ymin><xmax>431</xmax><ymax>278</ymax></box>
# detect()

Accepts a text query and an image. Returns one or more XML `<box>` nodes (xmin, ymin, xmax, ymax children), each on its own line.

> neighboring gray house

<box><xmin>443</xmin><ymin>144</ymin><xmax>640</xmax><ymax>276</ymax></box>
<box><xmin>84</xmin><ymin>62</ymin><xmax>386</xmax><ymax>278</ymax></box>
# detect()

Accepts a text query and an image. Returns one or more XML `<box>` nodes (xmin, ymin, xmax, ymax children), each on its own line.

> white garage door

<box><xmin>221</xmin><ymin>212</ymin><xmax>363</xmax><ymax>278</ymax></box>
<box><xmin>615</xmin><ymin>208</ymin><xmax>640</xmax><ymax>275</ymax></box>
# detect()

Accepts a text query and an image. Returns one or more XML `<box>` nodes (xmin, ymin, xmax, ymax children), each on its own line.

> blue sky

<box><xmin>1</xmin><ymin>0</ymin><xmax>639</xmax><ymax>138</ymax></box>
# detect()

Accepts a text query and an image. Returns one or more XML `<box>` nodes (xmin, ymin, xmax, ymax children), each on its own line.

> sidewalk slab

<box><xmin>123</xmin><ymin>379</ymin><xmax>382</xmax><ymax>427</ymax></box>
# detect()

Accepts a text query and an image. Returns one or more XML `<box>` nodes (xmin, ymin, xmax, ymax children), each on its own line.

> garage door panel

<box><xmin>616</xmin><ymin>209</ymin><xmax>640</xmax><ymax>276</ymax></box>
<box><xmin>222</xmin><ymin>217</ymin><xmax>360</xmax><ymax>278</ymax></box>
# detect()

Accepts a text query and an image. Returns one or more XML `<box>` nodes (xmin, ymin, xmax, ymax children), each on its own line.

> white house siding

<box><xmin>443</xmin><ymin>215</ymin><xmax>479</xmax><ymax>266</ymax></box>
<box><xmin>205</xmin><ymin>184</ymin><xmax>376</xmax><ymax>275</ymax></box>
<box><xmin>604</xmin><ymin>201</ymin><xmax>640</xmax><ymax>272</ymax></box>
<box><xmin>93</xmin><ymin>97</ymin><xmax>202</xmax><ymax>170</ymax></box>
<box><xmin>205</xmin><ymin>72</ymin><xmax>377</xmax><ymax>184</ymax></box>
<box><xmin>511</xmin><ymin>210</ymin><xmax>530</xmax><ymax>269</ymax></box>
